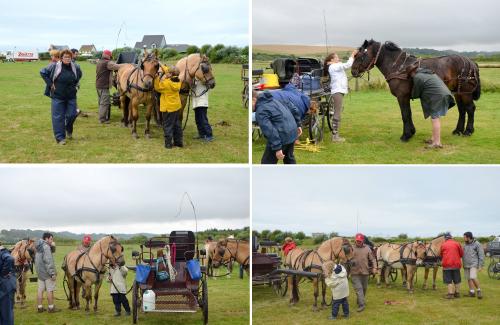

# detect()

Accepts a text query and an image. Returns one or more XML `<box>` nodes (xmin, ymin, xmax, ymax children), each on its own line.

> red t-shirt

<box><xmin>440</xmin><ymin>239</ymin><xmax>464</xmax><ymax>269</ymax></box>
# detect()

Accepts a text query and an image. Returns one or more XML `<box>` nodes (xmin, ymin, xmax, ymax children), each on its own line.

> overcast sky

<box><xmin>0</xmin><ymin>0</ymin><xmax>248</xmax><ymax>52</ymax></box>
<box><xmin>253</xmin><ymin>0</ymin><xmax>500</xmax><ymax>51</ymax></box>
<box><xmin>253</xmin><ymin>167</ymin><xmax>500</xmax><ymax>237</ymax></box>
<box><xmin>0</xmin><ymin>167</ymin><xmax>249</xmax><ymax>234</ymax></box>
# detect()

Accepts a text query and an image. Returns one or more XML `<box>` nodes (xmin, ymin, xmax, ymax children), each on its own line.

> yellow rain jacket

<box><xmin>154</xmin><ymin>64</ymin><xmax>182</xmax><ymax>112</ymax></box>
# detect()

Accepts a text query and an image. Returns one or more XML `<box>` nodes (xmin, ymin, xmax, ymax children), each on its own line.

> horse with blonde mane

<box><xmin>284</xmin><ymin>237</ymin><xmax>353</xmax><ymax>310</ymax></box>
<box><xmin>62</xmin><ymin>235</ymin><xmax>124</xmax><ymax>312</ymax></box>
<box><xmin>421</xmin><ymin>235</ymin><xmax>445</xmax><ymax>290</ymax></box>
<box><xmin>10</xmin><ymin>239</ymin><xmax>35</xmax><ymax>306</ymax></box>
<box><xmin>211</xmin><ymin>238</ymin><xmax>249</xmax><ymax>276</ymax></box>
<box><xmin>204</xmin><ymin>239</ymin><xmax>233</xmax><ymax>278</ymax></box>
<box><xmin>117</xmin><ymin>50</ymin><xmax>159</xmax><ymax>139</ymax></box>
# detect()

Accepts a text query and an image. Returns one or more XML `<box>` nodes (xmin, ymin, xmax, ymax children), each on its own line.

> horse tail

<box><xmin>473</xmin><ymin>66</ymin><xmax>481</xmax><ymax>101</ymax></box>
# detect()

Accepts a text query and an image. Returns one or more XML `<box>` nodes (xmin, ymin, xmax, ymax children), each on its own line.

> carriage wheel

<box><xmin>389</xmin><ymin>269</ymin><xmax>398</xmax><ymax>282</ymax></box>
<box><xmin>242</xmin><ymin>83</ymin><xmax>249</xmax><ymax>109</ymax></box>
<box><xmin>326</xmin><ymin>95</ymin><xmax>335</xmax><ymax>132</ymax></box>
<box><xmin>201</xmin><ymin>277</ymin><xmax>209</xmax><ymax>325</ymax></box>
<box><xmin>308</xmin><ymin>109</ymin><xmax>324</xmax><ymax>143</ymax></box>
<box><xmin>488</xmin><ymin>261</ymin><xmax>500</xmax><ymax>280</ymax></box>
<box><xmin>272</xmin><ymin>274</ymin><xmax>288</xmax><ymax>297</ymax></box>
<box><xmin>132</xmin><ymin>281</ymin><xmax>139</xmax><ymax>324</ymax></box>
<box><xmin>252</xmin><ymin>125</ymin><xmax>262</xmax><ymax>141</ymax></box>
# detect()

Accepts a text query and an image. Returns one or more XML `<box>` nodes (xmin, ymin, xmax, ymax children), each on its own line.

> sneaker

<box><xmin>165</xmin><ymin>144</ymin><xmax>173</xmax><ymax>149</ymax></box>
<box><xmin>425</xmin><ymin>143</ymin><xmax>443</xmax><ymax>149</ymax></box>
<box><xmin>125</xmin><ymin>311</ymin><xmax>131</xmax><ymax>316</ymax></box>
<box><xmin>37</xmin><ymin>307</ymin><xmax>45</xmax><ymax>313</ymax></box>
<box><xmin>327</xmin><ymin>316</ymin><xmax>337</xmax><ymax>320</ymax></box>
<box><xmin>357</xmin><ymin>306</ymin><xmax>365</xmax><ymax>312</ymax></box>
<box><xmin>203</xmin><ymin>136</ymin><xmax>215</xmax><ymax>142</ymax></box>
<box><xmin>47</xmin><ymin>307</ymin><xmax>61</xmax><ymax>313</ymax></box>
<box><xmin>174</xmin><ymin>143</ymin><xmax>184</xmax><ymax>148</ymax></box>
<box><xmin>67</xmin><ymin>133</ymin><xmax>73</xmax><ymax>140</ymax></box>
<box><xmin>454</xmin><ymin>292</ymin><xmax>460</xmax><ymax>298</ymax></box>
<box><xmin>477</xmin><ymin>290</ymin><xmax>483</xmax><ymax>299</ymax></box>
<box><xmin>331</xmin><ymin>134</ymin><xmax>345</xmax><ymax>142</ymax></box>
<box><xmin>468</xmin><ymin>291</ymin><xmax>476</xmax><ymax>297</ymax></box>
<box><xmin>58</xmin><ymin>140</ymin><xmax>66</xmax><ymax>145</ymax></box>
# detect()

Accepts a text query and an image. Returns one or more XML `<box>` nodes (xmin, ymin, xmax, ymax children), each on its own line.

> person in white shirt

<box><xmin>324</xmin><ymin>49</ymin><xmax>358</xmax><ymax>142</ymax></box>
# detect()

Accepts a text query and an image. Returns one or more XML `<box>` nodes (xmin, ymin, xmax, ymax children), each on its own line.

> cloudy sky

<box><xmin>253</xmin><ymin>0</ymin><xmax>500</xmax><ymax>51</ymax></box>
<box><xmin>0</xmin><ymin>167</ymin><xmax>249</xmax><ymax>233</ymax></box>
<box><xmin>0</xmin><ymin>0</ymin><xmax>248</xmax><ymax>52</ymax></box>
<box><xmin>253</xmin><ymin>167</ymin><xmax>500</xmax><ymax>237</ymax></box>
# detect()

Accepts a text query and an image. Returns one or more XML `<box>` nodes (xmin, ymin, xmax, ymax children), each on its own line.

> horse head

<box><xmin>351</xmin><ymin>39</ymin><xmax>380</xmax><ymax>77</ymax></box>
<box><xmin>104</xmin><ymin>235</ymin><xmax>125</xmax><ymax>267</ymax></box>
<box><xmin>140</xmin><ymin>53</ymin><xmax>160</xmax><ymax>90</ymax></box>
<box><xmin>212</xmin><ymin>239</ymin><xmax>231</xmax><ymax>268</ymax></box>
<box><xmin>413</xmin><ymin>241</ymin><xmax>427</xmax><ymax>265</ymax></box>
<box><xmin>340</xmin><ymin>238</ymin><xmax>354</xmax><ymax>267</ymax></box>
<box><xmin>14</xmin><ymin>239</ymin><xmax>35</xmax><ymax>265</ymax></box>
<box><xmin>192</xmin><ymin>54</ymin><xmax>216</xmax><ymax>89</ymax></box>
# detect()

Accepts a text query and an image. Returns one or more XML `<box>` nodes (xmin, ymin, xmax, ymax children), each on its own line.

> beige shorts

<box><xmin>38</xmin><ymin>278</ymin><xmax>57</xmax><ymax>292</ymax></box>
<box><xmin>464</xmin><ymin>267</ymin><xmax>478</xmax><ymax>280</ymax></box>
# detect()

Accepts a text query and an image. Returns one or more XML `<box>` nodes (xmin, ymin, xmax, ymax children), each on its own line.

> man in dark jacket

<box><xmin>350</xmin><ymin>233</ymin><xmax>376</xmax><ymax>312</ymax></box>
<box><xmin>440</xmin><ymin>232</ymin><xmax>464</xmax><ymax>299</ymax></box>
<box><xmin>35</xmin><ymin>233</ymin><xmax>59</xmax><ymax>313</ymax></box>
<box><xmin>271</xmin><ymin>83</ymin><xmax>310</xmax><ymax>120</ymax></box>
<box><xmin>0</xmin><ymin>242</ymin><xmax>16</xmax><ymax>325</ymax></box>
<box><xmin>463</xmin><ymin>231</ymin><xmax>485</xmax><ymax>299</ymax></box>
<box><xmin>96</xmin><ymin>50</ymin><xmax>123</xmax><ymax>123</ymax></box>
<box><xmin>254</xmin><ymin>91</ymin><xmax>302</xmax><ymax>164</ymax></box>
<box><xmin>408</xmin><ymin>66</ymin><xmax>455</xmax><ymax>148</ymax></box>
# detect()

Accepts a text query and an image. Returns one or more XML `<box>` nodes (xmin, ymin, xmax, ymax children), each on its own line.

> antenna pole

<box><xmin>323</xmin><ymin>9</ymin><xmax>329</xmax><ymax>55</ymax></box>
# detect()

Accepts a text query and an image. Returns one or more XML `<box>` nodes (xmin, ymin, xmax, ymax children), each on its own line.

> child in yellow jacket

<box><xmin>154</xmin><ymin>64</ymin><xmax>182</xmax><ymax>149</ymax></box>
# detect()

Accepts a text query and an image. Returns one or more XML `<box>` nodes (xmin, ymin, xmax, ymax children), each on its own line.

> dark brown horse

<box><xmin>351</xmin><ymin>40</ymin><xmax>481</xmax><ymax>141</ymax></box>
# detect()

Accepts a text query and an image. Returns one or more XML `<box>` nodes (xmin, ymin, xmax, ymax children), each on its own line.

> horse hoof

<box><xmin>132</xmin><ymin>133</ymin><xmax>139</xmax><ymax>139</ymax></box>
<box><xmin>452</xmin><ymin>129</ymin><xmax>463</xmax><ymax>135</ymax></box>
<box><xmin>463</xmin><ymin>130</ymin><xmax>473</xmax><ymax>136</ymax></box>
<box><xmin>432</xmin><ymin>285</ymin><xmax>437</xmax><ymax>290</ymax></box>
<box><xmin>400</xmin><ymin>135</ymin><xmax>411</xmax><ymax>142</ymax></box>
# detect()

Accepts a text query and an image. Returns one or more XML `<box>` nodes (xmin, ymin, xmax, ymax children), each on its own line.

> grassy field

<box><xmin>0</xmin><ymin>61</ymin><xmax>248</xmax><ymax>163</ymax></box>
<box><xmin>253</xmin><ymin>266</ymin><xmax>499</xmax><ymax>325</ymax></box>
<box><xmin>252</xmin><ymin>62</ymin><xmax>500</xmax><ymax>164</ymax></box>
<box><xmin>13</xmin><ymin>244</ymin><xmax>249</xmax><ymax>325</ymax></box>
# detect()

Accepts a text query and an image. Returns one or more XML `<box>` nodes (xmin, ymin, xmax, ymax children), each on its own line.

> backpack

<box><xmin>155</xmin><ymin>257</ymin><xmax>169</xmax><ymax>281</ymax></box>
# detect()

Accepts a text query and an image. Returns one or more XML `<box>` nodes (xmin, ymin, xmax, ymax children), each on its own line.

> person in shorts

<box><xmin>440</xmin><ymin>232</ymin><xmax>464</xmax><ymax>299</ymax></box>
<box><xmin>463</xmin><ymin>231</ymin><xmax>485</xmax><ymax>299</ymax></box>
<box><xmin>35</xmin><ymin>232</ymin><xmax>60</xmax><ymax>312</ymax></box>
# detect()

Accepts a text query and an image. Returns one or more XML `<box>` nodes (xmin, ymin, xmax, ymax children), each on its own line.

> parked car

<box><xmin>485</xmin><ymin>236</ymin><xmax>500</xmax><ymax>257</ymax></box>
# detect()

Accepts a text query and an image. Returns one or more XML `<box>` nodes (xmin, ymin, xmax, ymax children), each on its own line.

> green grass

<box><xmin>253</xmin><ymin>266</ymin><xmax>499</xmax><ymax>325</ymax></box>
<box><xmin>14</xmin><ymin>244</ymin><xmax>249</xmax><ymax>325</ymax></box>
<box><xmin>0</xmin><ymin>61</ymin><xmax>248</xmax><ymax>163</ymax></box>
<box><xmin>252</xmin><ymin>89</ymin><xmax>500</xmax><ymax>164</ymax></box>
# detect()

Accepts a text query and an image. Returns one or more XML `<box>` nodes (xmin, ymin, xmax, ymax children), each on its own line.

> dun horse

<box><xmin>175</xmin><ymin>53</ymin><xmax>216</xmax><ymax>126</ymax></box>
<box><xmin>211</xmin><ymin>239</ymin><xmax>249</xmax><ymax>276</ymax></box>
<box><xmin>10</xmin><ymin>239</ymin><xmax>35</xmax><ymax>306</ymax></box>
<box><xmin>204</xmin><ymin>240</ymin><xmax>233</xmax><ymax>278</ymax></box>
<box><xmin>421</xmin><ymin>235</ymin><xmax>445</xmax><ymax>290</ymax></box>
<box><xmin>117</xmin><ymin>50</ymin><xmax>159</xmax><ymax>139</ymax></box>
<box><xmin>351</xmin><ymin>40</ymin><xmax>481</xmax><ymax>141</ymax></box>
<box><xmin>62</xmin><ymin>235</ymin><xmax>124</xmax><ymax>312</ymax></box>
<box><xmin>284</xmin><ymin>237</ymin><xmax>353</xmax><ymax>310</ymax></box>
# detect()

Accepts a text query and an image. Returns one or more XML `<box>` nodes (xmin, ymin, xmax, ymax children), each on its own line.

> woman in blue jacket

<box><xmin>40</xmin><ymin>49</ymin><xmax>82</xmax><ymax>145</ymax></box>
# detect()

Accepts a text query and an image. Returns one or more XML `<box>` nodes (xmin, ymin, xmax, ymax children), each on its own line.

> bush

<box><xmin>200</xmin><ymin>44</ymin><xmax>212</xmax><ymax>55</ymax></box>
<box><xmin>295</xmin><ymin>231</ymin><xmax>306</xmax><ymax>240</ymax></box>
<box><xmin>398</xmin><ymin>233</ymin><xmax>408</xmax><ymax>240</ymax></box>
<box><xmin>186</xmin><ymin>45</ymin><xmax>200</xmax><ymax>55</ymax></box>
<box><xmin>313</xmin><ymin>234</ymin><xmax>328</xmax><ymax>244</ymax></box>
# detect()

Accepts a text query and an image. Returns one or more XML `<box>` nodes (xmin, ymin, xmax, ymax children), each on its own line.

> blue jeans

<box><xmin>332</xmin><ymin>297</ymin><xmax>349</xmax><ymax>318</ymax></box>
<box><xmin>51</xmin><ymin>98</ymin><xmax>77</xmax><ymax>142</ymax></box>
<box><xmin>0</xmin><ymin>291</ymin><xmax>14</xmax><ymax>325</ymax></box>
<box><xmin>194</xmin><ymin>107</ymin><xmax>212</xmax><ymax>138</ymax></box>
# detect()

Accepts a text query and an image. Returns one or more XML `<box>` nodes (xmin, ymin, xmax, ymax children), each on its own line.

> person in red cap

<box><xmin>78</xmin><ymin>235</ymin><xmax>92</xmax><ymax>252</ymax></box>
<box><xmin>350</xmin><ymin>233</ymin><xmax>375</xmax><ymax>312</ymax></box>
<box><xmin>282</xmin><ymin>237</ymin><xmax>297</xmax><ymax>256</ymax></box>
<box><xmin>96</xmin><ymin>50</ymin><xmax>123</xmax><ymax>124</ymax></box>
<box><xmin>440</xmin><ymin>232</ymin><xmax>464</xmax><ymax>299</ymax></box>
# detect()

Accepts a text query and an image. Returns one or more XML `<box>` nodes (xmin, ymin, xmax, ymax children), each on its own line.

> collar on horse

<box><xmin>74</xmin><ymin>240</ymin><xmax>116</xmax><ymax>283</ymax></box>
<box><xmin>221</xmin><ymin>239</ymin><xmax>249</xmax><ymax>268</ymax></box>
<box><xmin>125</xmin><ymin>67</ymin><xmax>154</xmax><ymax>93</ymax></box>
<box><xmin>183</xmin><ymin>55</ymin><xmax>213</xmax><ymax>98</ymax></box>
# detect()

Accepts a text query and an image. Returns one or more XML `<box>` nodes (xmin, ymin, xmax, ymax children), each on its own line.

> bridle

<box><xmin>13</xmin><ymin>240</ymin><xmax>33</xmax><ymax>266</ymax></box>
<box><xmin>123</xmin><ymin>55</ymin><xmax>158</xmax><ymax>94</ymax></box>
<box><xmin>214</xmin><ymin>239</ymin><xmax>249</xmax><ymax>268</ymax></box>
<box><xmin>353</xmin><ymin>42</ymin><xmax>383</xmax><ymax>78</ymax></box>
<box><xmin>184</xmin><ymin>54</ymin><xmax>214</xmax><ymax>97</ymax></box>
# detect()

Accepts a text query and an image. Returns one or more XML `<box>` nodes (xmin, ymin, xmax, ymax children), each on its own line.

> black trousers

<box><xmin>332</xmin><ymin>297</ymin><xmax>349</xmax><ymax>317</ymax></box>
<box><xmin>194</xmin><ymin>107</ymin><xmax>213</xmax><ymax>137</ymax></box>
<box><xmin>162</xmin><ymin>111</ymin><xmax>183</xmax><ymax>147</ymax></box>
<box><xmin>111</xmin><ymin>293</ymin><xmax>130</xmax><ymax>313</ymax></box>
<box><xmin>261</xmin><ymin>142</ymin><xmax>296</xmax><ymax>164</ymax></box>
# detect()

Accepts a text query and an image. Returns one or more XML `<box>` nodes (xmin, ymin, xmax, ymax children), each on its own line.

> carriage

<box><xmin>487</xmin><ymin>255</ymin><xmax>500</xmax><ymax>280</ymax></box>
<box><xmin>241</xmin><ymin>64</ymin><xmax>263</xmax><ymax>109</ymax></box>
<box><xmin>253</xmin><ymin>57</ymin><xmax>336</xmax><ymax>143</ymax></box>
<box><xmin>252</xmin><ymin>237</ymin><xmax>319</xmax><ymax>297</ymax></box>
<box><xmin>130</xmin><ymin>231</ymin><xmax>208</xmax><ymax>324</ymax></box>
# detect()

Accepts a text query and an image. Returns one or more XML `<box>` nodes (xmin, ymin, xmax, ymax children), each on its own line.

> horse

<box><xmin>351</xmin><ymin>39</ymin><xmax>481</xmax><ymax>141</ymax></box>
<box><xmin>174</xmin><ymin>53</ymin><xmax>216</xmax><ymax>127</ymax></box>
<box><xmin>421</xmin><ymin>235</ymin><xmax>445</xmax><ymax>290</ymax></box>
<box><xmin>211</xmin><ymin>238</ymin><xmax>249</xmax><ymax>277</ymax></box>
<box><xmin>62</xmin><ymin>235</ymin><xmax>124</xmax><ymax>312</ymax></box>
<box><xmin>284</xmin><ymin>237</ymin><xmax>353</xmax><ymax>311</ymax></box>
<box><xmin>10</xmin><ymin>239</ymin><xmax>35</xmax><ymax>306</ymax></box>
<box><xmin>204</xmin><ymin>240</ymin><xmax>233</xmax><ymax>278</ymax></box>
<box><xmin>117</xmin><ymin>50</ymin><xmax>159</xmax><ymax>139</ymax></box>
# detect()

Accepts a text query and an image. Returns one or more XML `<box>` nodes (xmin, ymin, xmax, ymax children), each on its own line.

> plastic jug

<box><xmin>142</xmin><ymin>290</ymin><xmax>156</xmax><ymax>311</ymax></box>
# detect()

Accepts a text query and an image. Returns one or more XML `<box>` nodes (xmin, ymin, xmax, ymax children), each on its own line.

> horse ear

<box><xmin>362</xmin><ymin>40</ymin><xmax>368</xmax><ymax>48</ymax></box>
